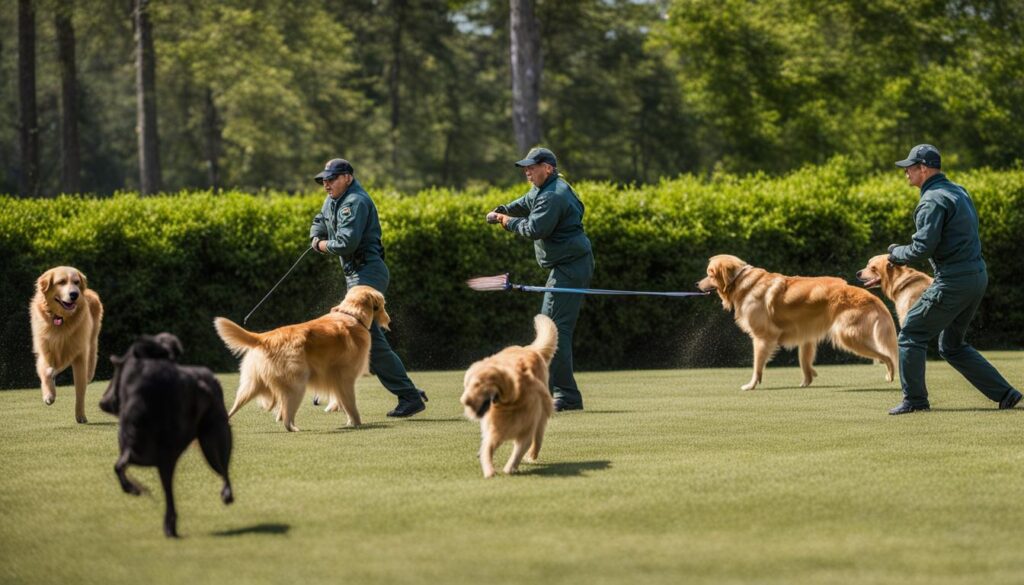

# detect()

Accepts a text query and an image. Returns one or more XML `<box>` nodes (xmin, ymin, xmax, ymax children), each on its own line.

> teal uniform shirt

<box><xmin>497</xmin><ymin>175</ymin><xmax>593</xmax><ymax>268</ymax></box>
<box><xmin>889</xmin><ymin>173</ymin><xmax>985</xmax><ymax>276</ymax></box>
<box><xmin>309</xmin><ymin>178</ymin><xmax>389</xmax><ymax>292</ymax></box>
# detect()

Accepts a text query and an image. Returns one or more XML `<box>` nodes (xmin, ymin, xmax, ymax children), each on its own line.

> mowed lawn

<box><xmin>2</xmin><ymin>353</ymin><xmax>1024</xmax><ymax>585</ymax></box>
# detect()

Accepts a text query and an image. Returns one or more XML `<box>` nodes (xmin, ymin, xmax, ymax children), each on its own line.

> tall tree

<box><xmin>509</xmin><ymin>0</ymin><xmax>542</xmax><ymax>154</ymax></box>
<box><xmin>389</xmin><ymin>0</ymin><xmax>407</xmax><ymax>175</ymax></box>
<box><xmin>134</xmin><ymin>0</ymin><xmax>161</xmax><ymax>194</ymax></box>
<box><xmin>18</xmin><ymin>0</ymin><xmax>39</xmax><ymax>198</ymax></box>
<box><xmin>55</xmin><ymin>2</ymin><xmax>81</xmax><ymax>194</ymax></box>
<box><xmin>201</xmin><ymin>88</ymin><xmax>221</xmax><ymax>190</ymax></box>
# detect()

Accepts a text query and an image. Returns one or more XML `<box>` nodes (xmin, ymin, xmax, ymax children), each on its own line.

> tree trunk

<box><xmin>18</xmin><ymin>0</ymin><xmax>39</xmax><ymax>198</ymax></box>
<box><xmin>202</xmin><ymin>88</ymin><xmax>221</xmax><ymax>190</ymax></box>
<box><xmin>56</xmin><ymin>4</ymin><xmax>81</xmax><ymax>195</ymax></box>
<box><xmin>389</xmin><ymin>0</ymin><xmax>406</xmax><ymax>176</ymax></box>
<box><xmin>134</xmin><ymin>0</ymin><xmax>162</xmax><ymax>194</ymax></box>
<box><xmin>509</xmin><ymin>0</ymin><xmax>542</xmax><ymax>154</ymax></box>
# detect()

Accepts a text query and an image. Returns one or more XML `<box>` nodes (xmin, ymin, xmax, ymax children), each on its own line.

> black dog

<box><xmin>99</xmin><ymin>333</ymin><xmax>234</xmax><ymax>537</ymax></box>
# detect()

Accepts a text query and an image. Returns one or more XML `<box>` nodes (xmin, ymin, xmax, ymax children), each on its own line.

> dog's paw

<box><xmin>76</xmin><ymin>415</ymin><xmax>88</xmax><ymax>424</ymax></box>
<box><xmin>43</xmin><ymin>394</ymin><xmax>55</xmax><ymax>405</ymax></box>
<box><xmin>285</xmin><ymin>423</ymin><xmax>300</xmax><ymax>432</ymax></box>
<box><xmin>741</xmin><ymin>382</ymin><xmax>757</xmax><ymax>391</ymax></box>
<box><xmin>221</xmin><ymin>485</ymin><xmax>234</xmax><ymax>505</ymax></box>
<box><xmin>311</xmin><ymin>394</ymin><xmax>321</xmax><ymax>406</ymax></box>
<box><xmin>482</xmin><ymin>469</ymin><xmax>495</xmax><ymax>479</ymax></box>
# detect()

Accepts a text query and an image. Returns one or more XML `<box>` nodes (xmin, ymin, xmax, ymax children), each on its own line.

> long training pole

<box><xmin>243</xmin><ymin>247</ymin><xmax>313</xmax><ymax>324</ymax></box>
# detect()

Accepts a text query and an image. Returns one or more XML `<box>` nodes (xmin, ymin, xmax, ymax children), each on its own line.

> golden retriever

<box><xmin>29</xmin><ymin>266</ymin><xmax>104</xmax><ymax>423</ymax></box>
<box><xmin>461</xmin><ymin>314</ymin><xmax>557</xmax><ymax>478</ymax></box>
<box><xmin>213</xmin><ymin>285</ymin><xmax>389</xmax><ymax>431</ymax></box>
<box><xmin>857</xmin><ymin>254</ymin><xmax>933</xmax><ymax>326</ymax></box>
<box><xmin>697</xmin><ymin>255</ymin><xmax>897</xmax><ymax>391</ymax></box>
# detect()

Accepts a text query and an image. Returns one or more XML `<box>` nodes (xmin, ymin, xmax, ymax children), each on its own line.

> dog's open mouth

<box><xmin>58</xmin><ymin>299</ymin><xmax>77</xmax><ymax>311</ymax></box>
<box><xmin>475</xmin><ymin>397</ymin><xmax>492</xmax><ymax>418</ymax></box>
<box><xmin>859</xmin><ymin>277</ymin><xmax>881</xmax><ymax>288</ymax></box>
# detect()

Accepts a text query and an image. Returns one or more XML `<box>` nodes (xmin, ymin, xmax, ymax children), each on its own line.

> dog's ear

<box><xmin>373</xmin><ymin>292</ymin><xmax>391</xmax><ymax>331</ymax></box>
<box><xmin>77</xmin><ymin>270</ymin><xmax>88</xmax><ymax>290</ymax></box>
<box><xmin>36</xmin><ymin>270</ymin><xmax>54</xmax><ymax>293</ymax></box>
<box><xmin>489</xmin><ymin>365</ymin><xmax>518</xmax><ymax>404</ymax></box>
<box><xmin>154</xmin><ymin>333</ymin><xmax>184</xmax><ymax>361</ymax></box>
<box><xmin>98</xmin><ymin>373</ymin><xmax>121</xmax><ymax>415</ymax></box>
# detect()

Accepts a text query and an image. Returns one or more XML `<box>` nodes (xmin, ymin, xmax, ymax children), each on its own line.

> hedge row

<box><xmin>2</xmin><ymin>159</ymin><xmax>1022</xmax><ymax>389</ymax></box>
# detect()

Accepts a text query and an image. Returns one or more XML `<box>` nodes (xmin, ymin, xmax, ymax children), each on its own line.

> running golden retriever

<box><xmin>461</xmin><ymin>314</ymin><xmax>557</xmax><ymax>478</ymax></box>
<box><xmin>213</xmin><ymin>286</ymin><xmax>388</xmax><ymax>431</ymax></box>
<box><xmin>30</xmin><ymin>266</ymin><xmax>104</xmax><ymax>423</ymax></box>
<box><xmin>697</xmin><ymin>254</ymin><xmax>897</xmax><ymax>391</ymax></box>
<box><xmin>856</xmin><ymin>254</ymin><xmax>933</xmax><ymax>326</ymax></box>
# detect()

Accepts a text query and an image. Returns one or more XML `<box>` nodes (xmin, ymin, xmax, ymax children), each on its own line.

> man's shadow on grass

<box><xmin>212</xmin><ymin>523</ymin><xmax>290</xmax><ymax>537</ymax></box>
<box><xmin>520</xmin><ymin>460</ymin><xmax>611</xmax><ymax>477</ymax></box>
<box><xmin>837</xmin><ymin>387</ymin><xmax>900</xmax><ymax>393</ymax></box>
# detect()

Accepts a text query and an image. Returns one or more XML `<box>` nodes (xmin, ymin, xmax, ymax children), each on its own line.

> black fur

<box><xmin>99</xmin><ymin>333</ymin><xmax>233</xmax><ymax>538</ymax></box>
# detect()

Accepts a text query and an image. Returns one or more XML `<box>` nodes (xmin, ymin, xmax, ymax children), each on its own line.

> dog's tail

<box><xmin>213</xmin><ymin>317</ymin><xmax>262</xmax><ymax>356</ymax></box>
<box><xmin>528</xmin><ymin>314</ymin><xmax>558</xmax><ymax>364</ymax></box>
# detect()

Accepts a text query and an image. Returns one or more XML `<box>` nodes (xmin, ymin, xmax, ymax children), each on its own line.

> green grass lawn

<box><xmin>2</xmin><ymin>353</ymin><xmax>1023</xmax><ymax>585</ymax></box>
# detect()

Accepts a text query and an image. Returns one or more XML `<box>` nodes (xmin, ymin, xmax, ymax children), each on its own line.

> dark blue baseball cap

<box><xmin>314</xmin><ymin>158</ymin><xmax>354</xmax><ymax>184</ymax></box>
<box><xmin>895</xmin><ymin>144</ymin><xmax>941</xmax><ymax>169</ymax></box>
<box><xmin>514</xmin><ymin>147</ymin><xmax>557</xmax><ymax>168</ymax></box>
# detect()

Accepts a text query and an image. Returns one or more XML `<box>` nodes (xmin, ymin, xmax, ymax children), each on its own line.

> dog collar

<box><xmin>725</xmin><ymin>264</ymin><xmax>753</xmax><ymax>291</ymax></box>
<box><xmin>334</xmin><ymin>309</ymin><xmax>371</xmax><ymax>330</ymax></box>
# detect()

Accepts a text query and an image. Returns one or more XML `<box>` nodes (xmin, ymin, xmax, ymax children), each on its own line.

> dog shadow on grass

<box><xmin>249</xmin><ymin>422</ymin><xmax>392</xmax><ymax>434</ymax></box>
<box><xmin>403</xmin><ymin>417</ymin><xmax>465</xmax><ymax>423</ymax></box>
<box><xmin>519</xmin><ymin>460</ymin><xmax>611</xmax><ymax>477</ymax></box>
<box><xmin>212</xmin><ymin>523</ymin><xmax>290</xmax><ymax>537</ymax></box>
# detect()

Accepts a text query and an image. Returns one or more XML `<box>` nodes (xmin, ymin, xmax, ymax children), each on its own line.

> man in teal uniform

<box><xmin>887</xmin><ymin>144</ymin><xmax>1021</xmax><ymax>415</ymax></box>
<box><xmin>310</xmin><ymin>158</ymin><xmax>428</xmax><ymax>418</ymax></box>
<box><xmin>486</xmin><ymin>147</ymin><xmax>595</xmax><ymax>411</ymax></box>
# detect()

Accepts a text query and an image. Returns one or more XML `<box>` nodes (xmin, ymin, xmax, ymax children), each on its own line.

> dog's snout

<box><xmin>855</xmin><ymin>270</ymin><xmax>863</xmax><ymax>279</ymax></box>
<box><xmin>69</xmin><ymin>290</ymin><xmax>79</xmax><ymax>300</ymax></box>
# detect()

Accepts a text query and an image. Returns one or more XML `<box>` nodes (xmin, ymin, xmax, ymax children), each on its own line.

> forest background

<box><xmin>3</xmin><ymin>0</ymin><xmax>1022</xmax><ymax>197</ymax></box>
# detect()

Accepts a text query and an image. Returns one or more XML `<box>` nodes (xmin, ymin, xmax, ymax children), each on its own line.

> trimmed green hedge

<box><xmin>2</xmin><ymin>159</ymin><xmax>1022</xmax><ymax>389</ymax></box>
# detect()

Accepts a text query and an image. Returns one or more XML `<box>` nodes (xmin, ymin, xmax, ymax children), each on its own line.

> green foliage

<box><xmin>2</xmin><ymin>161</ymin><xmax>1022</xmax><ymax>389</ymax></box>
<box><xmin>5</xmin><ymin>0</ymin><xmax>1020</xmax><ymax>196</ymax></box>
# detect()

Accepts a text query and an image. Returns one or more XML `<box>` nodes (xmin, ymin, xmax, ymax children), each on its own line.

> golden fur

<box><xmin>461</xmin><ymin>314</ymin><xmax>557</xmax><ymax>478</ymax></box>
<box><xmin>29</xmin><ymin>266</ymin><xmax>104</xmax><ymax>423</ymax></box>
<box><xmin>213</xmin><ymin>285</ymin><xmax>389</xmax><ymax>432</ymax></box>
<box><xmin>697</xmin><ymin>254</ymin><xmax>897</xmax><ymax>391</ymax></box>
<box><xmin>857</xmin><ymin>254</ymin><xmax>933</xmax><ymax>326</ymax></box>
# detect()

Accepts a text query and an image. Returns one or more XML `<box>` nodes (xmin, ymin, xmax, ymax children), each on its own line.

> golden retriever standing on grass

<box><xmin>30</xmin><ymin>266</ymin><xmax>103</xmax><ymax>423</ymax></box>
<box><xmin>461</xmin><ymin>314</ymin><xmax>557</xmax><ymax>478</ymax></box>
<box><xmin>857</xmin><ymin>254</ymin><xmax>933</xmax><ymax>326</ymax></box>
<box><xmin>697</xmin><ymin>254</ymin><xmax>898</xmax><ymax>391</ymax></box>
<box><xmin>213</xmin><ymin>285</ymin><xmax>389</xmax><ymax>431</ymax></box>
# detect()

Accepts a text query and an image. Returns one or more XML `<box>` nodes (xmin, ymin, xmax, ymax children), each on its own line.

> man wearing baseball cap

<box><xmin>886</xmin><ymin>145</ymin><xmax>1021</xmax><ymax>414</ymax></box>
<box><xmin>486</xmin><ymin>147</ymin><xmax>595</xmax><ymax>412</ymax></box>
<box><xmin>310</xmin><ymin>158</ymin><xmax>428</xmax><ymax>417</ymax></box>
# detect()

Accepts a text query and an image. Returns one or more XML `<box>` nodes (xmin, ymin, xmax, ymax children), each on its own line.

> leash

<box><xmin>244</xmin><ymin>247</ymin><xmax>313</xmax><ymax>324</ymax></box>
<box><xmin>466</xmin><ymin>274</ymin><xmax>710</xmax><ymax>298</ymax></box>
